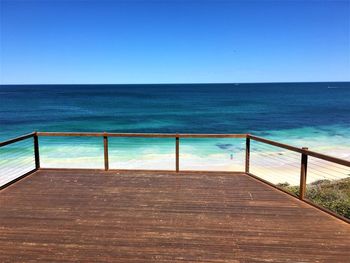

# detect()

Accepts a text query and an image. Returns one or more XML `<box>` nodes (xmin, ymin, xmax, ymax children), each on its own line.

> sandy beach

<box><xmin>36</xmin><ymin>145</ymin><xmax>350</xmax><ymax>187</ymax></box>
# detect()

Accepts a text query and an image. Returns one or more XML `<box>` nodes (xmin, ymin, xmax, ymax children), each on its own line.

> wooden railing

<box><xmin>0</xmin><ymin>132</ymin><xmax>40</xmax><ymax>169</ymax></box>
<box><xmin>247</xmin><ymin>134</ymin><xmax>350</xmax><ymax>197</ymax></box>
<box><xmin>1</xmin><ymin>131</ymin><xmax>349</xmax><ymax>222</ymax></box>
<box><xmin>36</xmin><ymin>132</ymin><xmax>246</xmax><ymax>172</ymax></box>
<box><xmin>0</xmin><ymin>132</ymin><xmax>39</xmax><ymax>189</ymax></box>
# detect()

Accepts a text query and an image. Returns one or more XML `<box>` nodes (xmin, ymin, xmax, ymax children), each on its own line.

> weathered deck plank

<box><xmin>0</xmin><ymin>169</ymin><xmax>349</xmax><ymax>262</ymax></box>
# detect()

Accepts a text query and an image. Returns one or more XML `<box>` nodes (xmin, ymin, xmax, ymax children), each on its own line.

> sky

<box><xmin>0</xmin><ymin>0</ymin><xmax>349</xmax><ymax>84</ymax></box>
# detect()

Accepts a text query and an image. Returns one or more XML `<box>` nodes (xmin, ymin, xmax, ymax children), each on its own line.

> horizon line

<box><xmin>1</xmin><ymin>80</ymin><xmax>350</xmax><ymax>86</ymax></box>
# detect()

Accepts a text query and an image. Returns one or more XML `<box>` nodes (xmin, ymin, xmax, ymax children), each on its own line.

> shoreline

<box><xmin>1</xmin><ymin>151</ymin><xmax>349</xmax><ymax>188</ymax></box>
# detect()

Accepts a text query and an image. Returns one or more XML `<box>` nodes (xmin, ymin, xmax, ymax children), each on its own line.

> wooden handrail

<box><xmin>248</xmin><ymin>134</ymin><xmax>350</xmax><ymax>167</ymax></box>
<box><xmin>248</xmin><ymin>134</ymin><xmax>303</xmax><ymax>153</ymax></box>
<box><xmin>177</xmin><ymin>134</ymin><xmax>247</xmax><ymax>138</ymax></box>
<box><xmin>2</xmin><ymin>132</ymin><xmax>348</xmax><ymax>167</ymax></box>
<box><xmin>37</xmin><ymin>132</ymin><xmax>105</xmax><ymax>137</ymax></box>
<box><xmin>300</xmin><ymin>148</ymin><xmax>350</xmax><ymax>167</ymax></box>
<box><xmin>36</xmin><ymin>132</ymin><xmax>247</xmax><ymax>138</ymax></box>
<box><xmin>0</xmin><ymin>132</ymin><xmax>35</xmax><ymax>147</ymax></box>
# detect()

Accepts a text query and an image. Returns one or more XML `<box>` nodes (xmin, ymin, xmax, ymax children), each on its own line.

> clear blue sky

<box><xmin>0</xmin><ymin>0</ymin><xmax>349</xmax><ymax>84</ymax></box>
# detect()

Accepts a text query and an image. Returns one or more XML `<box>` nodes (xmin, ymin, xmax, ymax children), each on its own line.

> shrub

<box><xmin>277</xmin><ymin>178</ymin><xmax>350</xmax><ymax>219</ymax></box>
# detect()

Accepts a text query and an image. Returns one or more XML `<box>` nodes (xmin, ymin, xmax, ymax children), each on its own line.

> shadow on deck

<box><xmin>0</xmin><ymin>169</ymin><xmax>349</xmax><ymax>262</ymax></box>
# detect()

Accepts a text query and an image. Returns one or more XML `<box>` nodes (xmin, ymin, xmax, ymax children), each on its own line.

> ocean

<box><xmin>1</xmin><ymin>82</ymin><xmax>350</xmax><ymax>185</ymax></box>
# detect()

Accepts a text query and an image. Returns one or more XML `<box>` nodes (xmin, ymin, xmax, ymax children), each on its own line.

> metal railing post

<box><xmin>176</xmin><ymin>134</ymin><xmax>179</xmax><ymax>172</ymax></box>
<box><xmin>34</xmin><ymin>132</ymin><xmax>40</xmax><ymax>170</ymax></box>
<box><xmin>299</xmin><ymin>147</ymin><xmax>308</xmax><ymax>199</ymax></box>
<box><xmin>245</xmin><ymin>135</ymin><xmax>250</xmax><ymax>173</ymax></box>
<box><xmin>103</xmin><ymin>132</ymin><xmax>109</xmax><ymax>171</ymax></box>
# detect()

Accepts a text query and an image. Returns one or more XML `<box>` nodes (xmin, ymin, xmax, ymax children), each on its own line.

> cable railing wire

<box><xmin>0</xmin><ymin>136</ymin><xmax>36</xmax><ymax>187</ymax></box>
<box><xmin>309</xmin><ymin>159</ymin><xmax>350</xmax><ymax>175</ymax></box>
<box><xmin>251</xmin><ymin>152</ymin><xmax>301</xmax><ymax>167</ymax></box>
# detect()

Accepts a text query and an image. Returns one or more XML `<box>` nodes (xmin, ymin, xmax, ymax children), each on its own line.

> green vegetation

<box><xmin>277</xmin><ymin>177</ymin><xmax>350</xmax><ymax>219</ymax></box>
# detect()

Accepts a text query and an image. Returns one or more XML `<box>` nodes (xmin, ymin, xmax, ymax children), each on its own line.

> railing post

<box><xmin>245</xmin><ymin>135</ymin><xmax>250</xmax><ymax>173</ymax></box>
<box><xmin>103</xmin><ymin>133</ymin><xmax>109</xmax><ymax>171</ymax></box>
<box><xmin>299</xmin><ymin>147</ymin><xmax>308</xmax><ymax>199</ymax></box>
<box><xmin>34</xmin><ymin>132</ymin><xmax>40</xmax><ymax>170</ymax></box>
<box><xmin>175</xmin><ymin>134</ymin><xmax>179</xmax><ymax>172</ymax></box>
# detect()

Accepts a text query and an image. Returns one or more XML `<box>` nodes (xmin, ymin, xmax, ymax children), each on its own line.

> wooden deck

<box><xmin>0</xmin><ymin>169</ymin><xmax>349</xmax><ymax>262</ymax></box>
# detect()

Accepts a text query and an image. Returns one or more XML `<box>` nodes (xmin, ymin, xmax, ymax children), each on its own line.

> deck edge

<box><xmin>246</xmin><ymin>172</ymin><xmax>350</xmax><ymax>224</ymax></box>
<box><xmin>0</xmin><ymin>169</ymin><xmax>39</xmax><ymax>191</ymax></box>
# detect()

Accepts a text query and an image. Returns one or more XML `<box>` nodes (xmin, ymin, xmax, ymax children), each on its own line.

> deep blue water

<box><xmin>1</xmin><ymin>82</ymin><xmax>350</xmax><ymax>141</ymax></box>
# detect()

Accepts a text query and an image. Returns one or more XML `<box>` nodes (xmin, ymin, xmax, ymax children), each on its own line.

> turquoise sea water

<box><xmin>0</xmin><ymin>82</ymin><xmax>350</xmax><ymax>179</ymax></box>
<box><xmin>1</xmin><ymin>82</ymin><xmax>350</xmax><ymax>136</ymax></box>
